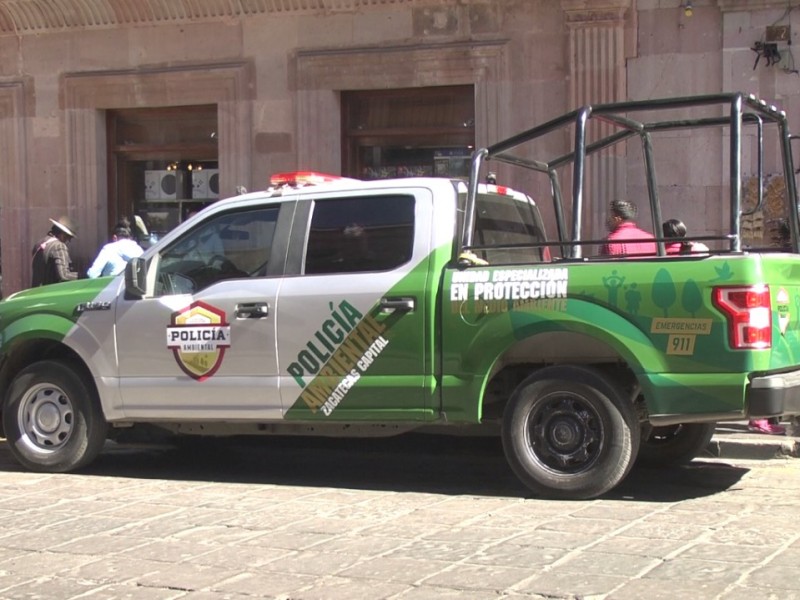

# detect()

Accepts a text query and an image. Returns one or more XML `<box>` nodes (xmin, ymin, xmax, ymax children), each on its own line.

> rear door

<box><xmin>278</xmin><ymin>188</ymin><xmax>434</xmax><ymax>421</ymax></box>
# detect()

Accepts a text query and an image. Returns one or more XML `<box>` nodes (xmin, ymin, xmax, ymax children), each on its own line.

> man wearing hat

<box><xmin>31</xmin><ymin>216</ymin><xmax>79</xmax><ymax>287</ymax></box>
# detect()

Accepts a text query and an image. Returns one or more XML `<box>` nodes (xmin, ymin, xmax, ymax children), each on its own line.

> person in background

<box><xmin>31</xmin><ymin>216</ymin><xmax>79</xmax><ymax>286</ymax></box>
<box><xmin>744</xmin><ymin>219</ymin><xmax>785</xmax><ymax>435</ymax></box>
<box><xmin>749</xmin><ymin>416</ymin><xmax>785</xmax><ymax>435</ymax></box>
<box><xmin>662</xmin><ymin>218</ymin><xmax>710</xmax><ymax>254</ymax></box>
<box><xmin>86</xmin><ymin>219</ymin><xmax>143</xmax><ymax>278</ymax></box>
<box><xmin>601</xmin><ymin>199</ymin><xmax>657</xmax><ymax>256</ymax></box>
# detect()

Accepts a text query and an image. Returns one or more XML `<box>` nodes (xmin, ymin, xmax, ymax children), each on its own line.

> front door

<box><xmin>115</xmin><ymin>203</ymin><xmax>285</xmax><ymax>419</ymax></box>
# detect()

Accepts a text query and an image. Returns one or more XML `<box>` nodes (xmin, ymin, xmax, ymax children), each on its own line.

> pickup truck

<box><xmin>1</xmin><ymin>92</ymin><xmax>800</xmax><ymax>500</ymax></box>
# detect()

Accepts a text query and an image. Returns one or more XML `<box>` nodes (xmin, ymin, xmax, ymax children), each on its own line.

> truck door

<box><xmin>114</xmin><ymin>202</ymin><xmax>288</xmax><ymax>419</ymax></box>
<box><xmin>278</xmin><ymin>189</ymin><xmax>434</xmax><ymax>420</ymax></box>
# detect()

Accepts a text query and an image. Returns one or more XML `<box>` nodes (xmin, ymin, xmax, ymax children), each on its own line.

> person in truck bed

<box><xmin>601</xmin><ymin>199</ymin><xmax>657</xmax><ymax>256</ymax></box>
<box><xmin>662</xmin><ymin>218</ymin><xmax>710</xmax><ymax>254</ymax></box>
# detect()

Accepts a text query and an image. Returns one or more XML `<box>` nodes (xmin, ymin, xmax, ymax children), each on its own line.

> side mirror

<box><xmin>124</xmin><ymin>257</ymin><xmax>147</xmax><ymax>299</ymax></box>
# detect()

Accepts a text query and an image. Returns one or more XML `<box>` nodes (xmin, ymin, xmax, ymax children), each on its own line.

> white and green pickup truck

<box><xmin>2</xmin><ymin>92</ymin><xmax>800</xmax><ymax>499</ymax></box>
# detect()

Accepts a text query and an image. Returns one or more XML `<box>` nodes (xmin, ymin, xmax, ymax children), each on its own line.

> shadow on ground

<box><xmin>0</xmin><ymin>434</ymin><xmax>749</xmax><ymax>502</ymax></box>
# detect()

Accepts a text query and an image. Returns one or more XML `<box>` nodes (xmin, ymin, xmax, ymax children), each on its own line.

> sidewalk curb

<box><xmin>705</xmin><ymin>422</ymin><xmax>800</xmax><ymax>460</ymax></box>
<box><xmin>705</xmin><ymin>436</ymin><xmax>800</xmax><ymax>460</ymax></box>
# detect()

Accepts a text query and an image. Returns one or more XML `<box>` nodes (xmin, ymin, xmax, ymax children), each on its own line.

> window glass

<box><xmin>304</xmin><ymin>195</ymin><xmax>415</xmax><ymax>275</ymax></box>
<box><xmin>472</xmin><ymin>194</ymin><xmax>551</xmax><ymax>263</ymax></box>
<box><xmin>342</xmin><ymin>86</ymin><xmax>474</xmax><ymax>180</ymax></box>
<box><xmin>155</xmin><ymin>206</ymin><xmax>279</xmax><ymax>295</ymax></box>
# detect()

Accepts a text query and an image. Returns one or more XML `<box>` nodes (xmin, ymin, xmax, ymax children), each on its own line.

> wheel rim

<box><xmin>524</xmin><ymin>391</ymin><xmax>605</xmax><ymax>474</ymax></box>
<box><xmin>17</xmin><ymin>383</ymin><xmax>75</xmax><ymax>453</ymax></box>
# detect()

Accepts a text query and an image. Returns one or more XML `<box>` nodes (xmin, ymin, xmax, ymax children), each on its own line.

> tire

<box><xmin>3</xmin><ymin>360</ymin><xmax>108</xmax><ymax>472</ymax></box>
<box><xmin>502</xmin><ymin>365</ymin><xmax>640</xmax><ymax>500</ymax></box>
<box><xmin>636</xmin><ymin>422</ymin><xmax>715</xmax><ymax>466</ymax></box>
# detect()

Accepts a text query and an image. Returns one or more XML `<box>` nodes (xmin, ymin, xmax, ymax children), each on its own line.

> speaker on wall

<box><xmin>206</xmin><ymin>169</ymin><xmax>220</xmax><ymax>199</ymax></box>
<box><xmin>144</xmin><ymin>170</ymin><xmax>162</xmax><ymax>201</ymax></box>
<box><xmin>191</xmin><ymin>170</ymin><xmax>208</xmax><ymax>199</ymax></box>
<box><xmin>159</xmin><ymin>171</ymin><xmax>187</xmax><ymax>200</ymax></box>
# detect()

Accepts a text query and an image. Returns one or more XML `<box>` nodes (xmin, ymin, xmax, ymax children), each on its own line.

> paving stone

<box><xmin>209</xmin><ymin>571</ymin><xmax>317</xmax><ymax>596</ymax></box>
<box><xmin>293</xmin><ymin>574</ymin><xmax>411</xmax><ymax>600</ymax></box>
<box><xmin>336</xmin><ymin>556</ymin><xmax>453</xmax><ymax>585</ymax></box>
<box><xmin>420</xmin><ymin>563</ymin><xmax>536</xmax><ymax>591</ymax></box>
<box><xmin>608</xmin><ymin>577</ymin><xmax>730</xmax><ymax>599</ymax></box>
<box><xmin>642</xmin><ymin>557</ymin><xmax>745</xmax><ymax>584</ymax></box>
<box><xmin>547</xmin><ymin>550</ymin><xmax>661</xmax><ymax>578</ymax></box>
<box><xmin>518</xmin><ymin>571</ymin><xmax>630</xmax><ymax>597</ymax></box>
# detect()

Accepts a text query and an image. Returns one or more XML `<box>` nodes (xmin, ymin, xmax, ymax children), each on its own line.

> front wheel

<box><xmin>3</xmin><ymin>360</ymin><xmax>108</xmax><ymax>472</ymax></box>
<box><xmin>502</xmin><ymin>366</ymin><xmax>640</xmax><ymax>500</ymax></box>
<box><xmin>636</xmin><ymin>423</ymin><xmax>715</xmax><ymax>466</ymax></box>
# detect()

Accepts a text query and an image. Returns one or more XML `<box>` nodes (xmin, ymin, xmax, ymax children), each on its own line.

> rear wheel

<box><xmin>636</xmin><ymin>423</ymin><xmax>715</xmax><ymax>466</ymax></box>
<box><xmin>3</xmin><ymin>360</ymin><xmax>107</xmax><ymax>472</ymax></box>
<box><xmin>502</xmin><ymin>365</ymin><xmax>640</xmax><ymax>500</ymax></box>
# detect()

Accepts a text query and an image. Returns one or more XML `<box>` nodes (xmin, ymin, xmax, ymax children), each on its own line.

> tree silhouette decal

<box><xmin>710</xmin><ymin>262</ymin><xmax>734</xmax><ymax>282</ymax></box>
<box><xmin>652</xmin><ymin>268</ymin><xmax>677</xmax><ymax>317</ymax></box>
<box><xmin>681</xmin><ymin>279</ymin><xmax>703</xmax><ymax>317</ymax></box>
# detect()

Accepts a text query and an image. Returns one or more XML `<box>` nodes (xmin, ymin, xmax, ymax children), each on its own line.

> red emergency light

<box><xmin>269</xmin><ymin>171</ymin><xmax>352</xmax><ymax>188</ymax></box>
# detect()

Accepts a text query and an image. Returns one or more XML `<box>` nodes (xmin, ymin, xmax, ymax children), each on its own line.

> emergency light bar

<box><xmin>269</xmin><ymin>171</ymin><xmax>354</xmax><ymax>188</ymax></box>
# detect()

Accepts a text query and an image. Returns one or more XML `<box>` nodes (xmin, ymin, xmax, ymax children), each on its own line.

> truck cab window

<box><xmin>155</xmin><ymin>205</ymin><xmax>279</xmax><ymax>295</ymax></box>
<box><xmin>304</xmin><ymin>195</ymin><xmax>415</xmax><ymax>275</ymax></box>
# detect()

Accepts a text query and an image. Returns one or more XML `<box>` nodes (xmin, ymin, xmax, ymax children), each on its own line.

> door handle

<box><xmin>379</xmin><ymin>297</ymin><xmax>415</xmax><ymax>313</ymax></box>
<box><xmin>236</xmin><ymin>302</ymin><xmax>269</xmax><ymax>318</ymax></box>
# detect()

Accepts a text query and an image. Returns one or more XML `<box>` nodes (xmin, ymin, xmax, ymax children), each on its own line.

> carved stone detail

<box><xmin>559</xmin><ymin>0</ymin><xmax>633</xmax><ymax>240</ymax></box>
<box><xmin>0</xmin><ymin>0</ymin><xmax>424</xmax><ymax>34</ymax></box>
<box><xmin>295</xmin><ymin>40</ymin><xmax>508</xmax><ymax>174</ymax></box>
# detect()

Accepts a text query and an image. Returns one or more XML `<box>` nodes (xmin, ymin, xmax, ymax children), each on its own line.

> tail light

<box><xmin>712</xmin><ymin>285</ymin><xmax>772</xmax><ymax>349</ymax></box>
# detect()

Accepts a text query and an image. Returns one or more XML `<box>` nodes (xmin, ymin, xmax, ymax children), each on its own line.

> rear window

<box><xmin>471</xmin><ymin>193</ymin><xmax>551</xmax><ymax>264</ymax></box>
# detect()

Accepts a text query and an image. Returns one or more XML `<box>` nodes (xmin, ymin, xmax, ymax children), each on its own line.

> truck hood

<box><xmin>2</xmin><ymin>278</ymin><xmax>112</xmax><ymax>314</ymax></box>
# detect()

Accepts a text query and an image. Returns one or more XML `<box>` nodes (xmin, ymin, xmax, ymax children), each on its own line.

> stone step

<box><xmin>705</xmin><ymin>421</ymin><xmax>800</xmax><ymax>461</ymax></box>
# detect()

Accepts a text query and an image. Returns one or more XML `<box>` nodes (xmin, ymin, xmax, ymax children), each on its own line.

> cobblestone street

<box><xmin>0</xmin><ymin>433</ymin><xmax>797</xmax><ymax>599</ymax></box>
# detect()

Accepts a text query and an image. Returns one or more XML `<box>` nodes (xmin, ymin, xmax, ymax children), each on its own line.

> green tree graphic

<box><xmin>681</xmin><ymin>279</ymin><xmax>703</xmax><ymax>317</ymax></box>
<box><xmin>710</xmin><ymin>262</ymin><xmax>734</xmax><ymax>282</ymax></box>
<box><xmin>652</xmin><ymin>268</ymin><xmax>677</xmax><ymax>317</ymax></box>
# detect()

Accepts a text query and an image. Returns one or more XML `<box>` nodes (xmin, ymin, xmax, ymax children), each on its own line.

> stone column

<box><xmin>560</xmin><ymin>0</ymin><xmax>635</xmax><ymax>243</ymax></box>
<box><xmin>0</xmin><ymin>81</ymin><xmax>27</xmax><ymax>294</ymax></box>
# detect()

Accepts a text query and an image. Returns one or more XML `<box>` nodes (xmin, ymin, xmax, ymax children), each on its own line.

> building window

<box><xmin>108</xmin><ymin>105</ymin><xmax>219</xmax><ymax>245</ymax></box>
<box><xmin>342</xmin><ymin>86</ymin><xmax>475</xmax><ymax>180</ymax></box>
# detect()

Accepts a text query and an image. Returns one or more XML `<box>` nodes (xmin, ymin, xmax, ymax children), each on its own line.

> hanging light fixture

<box><xmin>683</xmin><ymin>1</ymin><xmax>693</xmax><ymax>17</ymax></box>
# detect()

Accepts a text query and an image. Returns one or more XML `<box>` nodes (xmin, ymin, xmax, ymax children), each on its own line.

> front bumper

<box><xmin>747</xmin><ymin>369</ymin><xmax>800</xmax><ymax>418</ymax></box>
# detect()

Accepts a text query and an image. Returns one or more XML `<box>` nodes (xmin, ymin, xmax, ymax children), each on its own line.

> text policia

<box><xmin>287</xmin><ymin>300</ymin><xmax>389</xmax><ymax>416</ymax></box>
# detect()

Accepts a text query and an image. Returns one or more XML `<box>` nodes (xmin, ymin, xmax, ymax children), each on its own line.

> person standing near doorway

<box><xmin>31</xmin><ymin>216</ymin><xmax>79</xmax><ymax>287</ymax></box>
<box><xmin>86</xmin><ymin>220</ymin><xmax>143</xmax><ymax>278</ymax></box>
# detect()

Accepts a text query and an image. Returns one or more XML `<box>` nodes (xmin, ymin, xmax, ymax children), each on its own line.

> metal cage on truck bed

<box><xmin>462</xmin><ymin>92</ymin><xmax>799</xmax><ymax>260</ymax></box>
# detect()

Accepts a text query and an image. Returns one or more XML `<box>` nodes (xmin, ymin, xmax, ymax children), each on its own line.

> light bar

<box><xmin>269</xmin><ymin>171</ymin><xmax>352</xmax><ymax>188</ymax></box>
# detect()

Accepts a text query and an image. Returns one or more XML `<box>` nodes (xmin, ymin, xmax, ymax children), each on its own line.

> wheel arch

<box><xmin>481</xmin><ymin>328</ymin><xmax>652</xmax><ymax>423</ymax></box>
<box><xmin>0</xmin><ymin>339</ymin><xmax>97</xmax><ymax>436</ymax></box>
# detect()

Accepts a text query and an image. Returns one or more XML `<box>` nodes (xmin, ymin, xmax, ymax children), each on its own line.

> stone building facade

<box><xmin>0</xmin><ymin>0</ymin><xmax>797</xmax><ymax>295</ymax></box>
